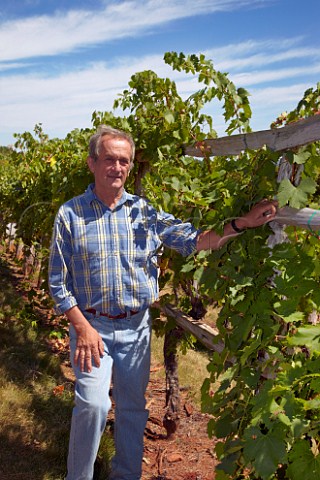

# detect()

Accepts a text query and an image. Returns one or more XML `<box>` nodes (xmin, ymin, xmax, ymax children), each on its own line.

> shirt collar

<box><xmin>85</xmin><ymin>183</ymin><xmax>135</xmax><ymax>208</ymax></box>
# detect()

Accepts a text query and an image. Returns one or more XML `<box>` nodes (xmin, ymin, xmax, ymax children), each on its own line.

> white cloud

<box><xmin>231</xmin><ymin>64</ymin><xmax>320</xmax><ymax>87</ymax></box>
<box><xmin>251</xmin><ymin>83</ymin><xmax>311</xmax><ymax>107</ymax></box>
<box><xmin>0</xmin><ymin>0</ymin><xmax>318</xmax><ymax>147</ymax></box>
<box><xmin>0</xmin><ymin>54</ymin><xmax>174</xmax><ymax>141</ymax></box>
<box><xmin>0</xmin><ymin>61</ymin><xmax>31</xmax><ymax>72</ymax></box>
<box><xmin>205</xmin><ymin>39</ymin><xmax>320</xmax><ymax>72</ymax></box>
<box><xmin>0</xmin><ymin>0</ymin><xmax>271</xmax><ymax>62</ymax></box>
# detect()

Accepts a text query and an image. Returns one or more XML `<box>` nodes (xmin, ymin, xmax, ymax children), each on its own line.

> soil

<box><xmin>142</xmin><ymin>368</ymin><xmax>218</xmax><ymax>480</ymax></box>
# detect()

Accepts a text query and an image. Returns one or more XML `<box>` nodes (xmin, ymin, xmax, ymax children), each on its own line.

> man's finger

<box><xmin>75</xmin><ymin>347</ymin><xmax>92</xmax><ymax>372</ymax></box>
<box><xmin>85</xmin><ymin>353</ymin><xmax>93</xmax><ymax>373</ymax></box>
<box><xmin>263</xmin><ymin>209</ymin><xmax>273</xmax><ymax>217</ymax></box>
<box><xmin>92</xmin><ymin>349</ymin><xmax>101</xmax><ymax>368</ymax></box>
<box><xmin>98</xmin><ymin>339</ymin><xmax>105</xmax><ymax>357</ymax></box>
<box><xmin>79</xmin><ymin>348</ymin><xmax>87</xmax><ymax>372</ymax></box>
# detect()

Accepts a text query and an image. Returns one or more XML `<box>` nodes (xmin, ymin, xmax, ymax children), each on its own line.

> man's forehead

<box><xmin>100</xmin><ymin>135</ymin><xmax>131</xmax><ymax>150</ymax></box>
<box><xmin>100</xmin><ymin>135</ymin><xmax>131</xmax><ymax>151</ymax></box>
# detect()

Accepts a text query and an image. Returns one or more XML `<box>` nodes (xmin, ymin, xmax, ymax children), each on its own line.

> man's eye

<box><xmin>103</xmin><ymin>158</ymin><xmax>129</xmax><ymax>165</ymax></box>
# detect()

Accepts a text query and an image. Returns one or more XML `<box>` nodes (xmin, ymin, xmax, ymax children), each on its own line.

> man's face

<box><xmin>87</xmin><ymin>135</ymin><xmax>132</xmax><ymax>193</ymax></box>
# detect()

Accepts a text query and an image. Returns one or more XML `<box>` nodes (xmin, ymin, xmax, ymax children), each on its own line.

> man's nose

<box><xmin>112</xmin><ymin>159</ymin><xmax>121</xmax><ymax>169</ymax></box>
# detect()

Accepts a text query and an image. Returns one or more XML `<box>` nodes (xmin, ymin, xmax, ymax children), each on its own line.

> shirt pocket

<box><xmin>132</xmin><ymin>216</ymin><xmax>160</xmax><ymax>259</ymax></box>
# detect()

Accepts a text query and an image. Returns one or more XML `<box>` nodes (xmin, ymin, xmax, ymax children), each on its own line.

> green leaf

<box><xmin>170</xmin><ymin>176</ymin><xmax>181</xmax><ymax>191</ymax></box>
<box><xmin>287</xmin><ymin>439</ymin><xmax>320</xmax><ymax>480</ymax></box>
<box><xmin>287</xmin><ymin>326</ymin><xmax>320</xmax><ymax>353</ymax></box>
<box><xmin>277</xmin><ymin>177</ymin><xmax>317</xmax><ymax>208</ymax></box>
<box><xmin>240</xmin><ymin>330</ymin><xmax>262</xmax><ymax>366</ymax></box>
<box><xmin>215</xmin><ymin>471</ymin><xmax>232</xmax><ymax>480</ymax></box>
<box><xmin>293</xmin><ymin>150</ymin><xmax>311</xmax><ymax>164</ymax></box>
<box><xmin>180</xmin><ymin>262</ymin><xmax>195</xmax><ymax>273</ymax></box>
<box><xmin>242</xmin><ymin>367</ymin><xmax>260</xmax><ymax>388</ymax></box>
<box><xmin>277</xmin><ymin>179</ymin><xmax>295</xmax><ymax>206</ymax></box>
<box><xmin>216</xmin><ymin>451</ymin><xmax>240</xmax><ymax>475</ymax></box>
<box><xmin>214</xmin><ymin>412</ymin><xmax>240</xmax><ymax>438</ymax></box>
<box><xmin>302</xmin><ymin>397</ymin><xmax>320</xmax><ymax>410</ymax></box>
<box><xmin>243</xmin><ymin>427</ymin><xmax>287</xmax><ymax>479</ymax></box>
<box><xmin>310</xmin><ymin>376</ymin><xmax>320</xmax><ymax>393</ymax></box>
<box><xmin>163</xmin><ymin>110</ymin><xmax>175</xmax><ymax>124</ymax></box>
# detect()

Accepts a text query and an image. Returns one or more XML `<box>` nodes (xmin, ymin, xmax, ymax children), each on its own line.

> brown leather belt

<box><xmin>85</xmin><ymin>308</ymin><xmax>139</xmax><ymax>319</ymax></box>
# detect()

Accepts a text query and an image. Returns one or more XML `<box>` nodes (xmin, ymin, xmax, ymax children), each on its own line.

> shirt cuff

<box><xmin>54</xmin><ymin>296</ymin><xmax>78</xmax><ymax>315</ymax></box>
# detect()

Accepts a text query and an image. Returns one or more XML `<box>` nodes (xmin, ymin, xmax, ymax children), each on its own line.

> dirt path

<box><xmin>142</xmin><ymin>371</ymin><xmax>218</xmax><ymax>480</ymax></box>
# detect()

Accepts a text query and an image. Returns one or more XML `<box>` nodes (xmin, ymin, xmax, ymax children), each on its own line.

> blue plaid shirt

<box><xmin>49</xmin><ymin>184</ymin><xmax>199</xmax><ymax>316</ymax></box>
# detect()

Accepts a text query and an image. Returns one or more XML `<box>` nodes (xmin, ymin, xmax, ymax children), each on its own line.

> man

<box><xmin>48</xmin><ymin>125</ymin><xmax>277</xmax><ymax>480</ymax></box>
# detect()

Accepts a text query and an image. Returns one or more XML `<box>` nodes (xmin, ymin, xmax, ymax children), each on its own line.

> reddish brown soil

<box><xmin>142</xmin><ymin>368</ymin><xmax>218</xmax><ymax>480</ymax></box>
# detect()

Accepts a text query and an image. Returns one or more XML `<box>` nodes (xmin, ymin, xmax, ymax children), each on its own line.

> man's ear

<box><xmin>87</xmin><ymin>156</ymin><xmax>95</xmax><ymax>173</ymax></box>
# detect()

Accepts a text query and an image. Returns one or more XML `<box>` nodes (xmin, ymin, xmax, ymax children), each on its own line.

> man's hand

<box><xmin>74</xmin><ymin>324</ymin><xmax>105</xmax><ymax>373</ymax></box>
<box><xmin>236</xmin><ymin>199</ymin><xmax>278</xmax><ymax>230</ymax></box>
<box><xmin>65</xmin><ymin>306</ymin><xmax>105</xmax><ymax>373</ymax></box>
<box><xmin>196</xmin><ymin>199</ymin><xmax>278</xmax><ymax>251</ymax></box>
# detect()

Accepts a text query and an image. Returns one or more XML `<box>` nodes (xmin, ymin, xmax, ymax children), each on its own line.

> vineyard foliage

<box><xmin>1</xmin><ymin>52</ymin><xmax>320</xmax><ymax>479</ymax></box>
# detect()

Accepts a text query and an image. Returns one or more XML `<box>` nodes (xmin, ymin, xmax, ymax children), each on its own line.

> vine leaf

<box><xmin>243</xmin><ymin>427</ymin><xmax>287</xmax><ymax>479</ymax></box>
<box><xmin>277</xmin><ymin>177</ymin><xmax>317</xmax><ymax>208</ymax></box>
<box><xmin>287</xmin><ymin>439</ymin><xmax>320</xmax><ymax>480</ymax></box>
<box><xmin>293</xmin><ymin>150</ymin><xmax>311</xmax><ymax>164</ymax></box>
<box><xmin>287</xmin><ymin>325</ymin><xmax>320</xmax><ymax>353</ymax></box>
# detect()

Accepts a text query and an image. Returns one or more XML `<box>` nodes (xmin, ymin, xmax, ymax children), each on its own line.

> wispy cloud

<box><xmin>232</xmin><ymin>64</ymin><xmax>320</xmax><ymax>87</ymax></box>
<box><xmin>0</xmin><ymin>54</ymin><xmax>171</xmax><ymax>139</ymax></box>
<box><xmin>207</xmin><ymin>41</ymin><xmax>320</xmax><ymax>72</ymax></box>
<box><xmin>251</xmin><ymin>83</ymin><xmax>312</xmax><ymax>107</ymax></box>
<box><xmin>0</xmin><ymin>0</ymin><xmax>270</xmax><ymax>63</ymax></box>
<box><xmin>0</xmin><ymin>61</ymin><xmax>32</xmax><ymax>72</ymax></box>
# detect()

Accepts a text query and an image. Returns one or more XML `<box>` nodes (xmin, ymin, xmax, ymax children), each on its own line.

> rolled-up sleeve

<box><xmin>48</xmin><ymin>209</ymin><xmax>78</xmax><ymax>314</ymax></box>
<box><xmin>156</xmin><ymin>211</ymin><xmax>200</xmax><ymax>257</ymax></box>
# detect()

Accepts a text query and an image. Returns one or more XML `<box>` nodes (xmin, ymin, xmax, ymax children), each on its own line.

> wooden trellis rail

<box><xmin>153</xmin><ymin>301</ymin><xmax>224</xmax><ymax>353</ymax></box>
<box><xmin>184</xmin><ymin>114</ymin><xmax>320</xmax><ymax>157</ymax></box>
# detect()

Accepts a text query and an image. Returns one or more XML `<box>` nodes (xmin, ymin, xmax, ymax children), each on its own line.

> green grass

<box><xmin>151</xmin><ymin>330</ymin><xmax>211</xmax><ymax>406</ymax></box>
<box><xmin>0</xmin><ymin>255</ymin><xmax>116</xmax><ymax>479</ymax></box>
<box><xmin>0</xmin><ymin>256</ymin><xmax>74</xmax><ymax>479</ymax></box>
<box><xmin>0</xmin><ymin>316</ymin><xmax>72</xmax><ymax>479</ymax></box>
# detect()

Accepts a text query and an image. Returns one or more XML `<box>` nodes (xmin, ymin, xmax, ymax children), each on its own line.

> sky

<box><xmin>0</xmin><ymin>0</ymin><xmax>319</xmax><ymax>147</ymax></box>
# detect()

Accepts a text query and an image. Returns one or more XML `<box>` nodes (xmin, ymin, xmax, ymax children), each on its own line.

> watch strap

<box><xmin>231</xmin><ymin>218</ymin><xmax>245</xmax><ymax>233</ymax></box>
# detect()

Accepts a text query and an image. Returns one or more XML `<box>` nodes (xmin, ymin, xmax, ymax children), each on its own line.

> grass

<box><xmin>0</xmin><ymin>253</ymin><xmax>212</xmax><ymax>479</ymax></box>
<box><xmin>151</xmin><ymin>331</ymin><xmax>211</xmax><ymax>406</ymax></box>
<box><xmin>0</xmin><ymin>279</ymin><xmax>72</xmax><ymax>478</ymax></box>
<box><xmin>0</xmin><ymin>254</ymin><xmax>116</xmax><ymax>479</ymax></box>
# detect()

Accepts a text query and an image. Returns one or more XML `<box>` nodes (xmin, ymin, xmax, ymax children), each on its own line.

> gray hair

<box><xmin>89</xmin><ymin>125</ymin><xmax>135</xmax><ymax>163</ymax></box>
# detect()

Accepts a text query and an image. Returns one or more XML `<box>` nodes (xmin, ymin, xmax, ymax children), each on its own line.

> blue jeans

<box><xmin>66</xmin><ymin>309</ymin><xmax>152</xmax><ymax>480</ymax></box>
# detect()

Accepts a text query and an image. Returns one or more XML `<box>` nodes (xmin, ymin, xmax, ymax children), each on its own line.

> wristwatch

<box><xmin>231</xmin><ymin>219</ymin><xmax>245</xmax><ymax>233</ymax></box>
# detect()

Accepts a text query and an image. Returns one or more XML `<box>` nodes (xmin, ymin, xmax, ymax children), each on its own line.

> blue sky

<box><xmin>0</xmin><ymin>0</ymin><xmax>319</xmax><ymax>146</ymax></box>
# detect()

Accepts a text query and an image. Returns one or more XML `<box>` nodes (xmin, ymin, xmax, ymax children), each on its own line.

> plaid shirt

<box><xmin>49</xmin><ymin>184</ymin><xmax>199</xmax><ymax>316</ymax></box>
